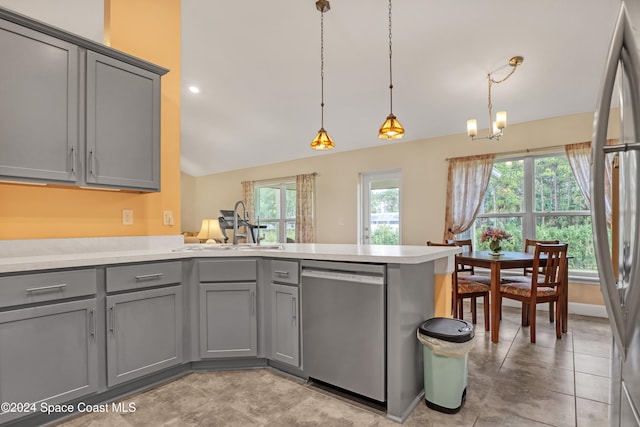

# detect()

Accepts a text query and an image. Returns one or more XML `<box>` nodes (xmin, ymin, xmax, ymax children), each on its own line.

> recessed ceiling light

<box><xmin>188</xmin><ymin>86</ymin><xmax>200</xmax><ymax>94</ymax></box>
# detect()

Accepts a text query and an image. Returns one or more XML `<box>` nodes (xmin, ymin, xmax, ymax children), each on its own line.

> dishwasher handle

<box><xmin>301</xmin><ymin>268</ymin><xmax>384</xmax><ymax>285</ymax></box>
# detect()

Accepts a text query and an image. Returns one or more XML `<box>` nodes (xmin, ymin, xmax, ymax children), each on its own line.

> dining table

<box><xmin>454</xmin><ymin>250</ymin><xmax>569</xmax><ymax>343</ymax></box>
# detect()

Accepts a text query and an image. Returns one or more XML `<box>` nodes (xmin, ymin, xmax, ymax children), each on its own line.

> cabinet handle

<box><xmin>108</xmin><ymin>305</ymin><xmax>115</xmax><ymax>333</ymax></box>
<box><xmin>292</xmin><ymin>297</ymin><xmax>296</xmax><ymax>320</ymax></box>
<box><xmin>89</xmin><ymin>150</ymin><xmax>94</xmax><ymax>175</ymax></box>
<box><xmin>70</xmin><ymin>146</ymin><xmax>76</xmax><ymax>174</ymax></box>
<box><xmin>135</xmin><ymin>273</ymin><xmax>164</xmax><ymax>281</ymax></box>
<box><xmin>25</xmin><ymin>284</ymin><xmax>67</xmax><ymax>293</ymax></box>
<box><xmin>89</xmin><ymin>308</ymin><xmax>96</xmax><ymax>338</ymax></box>
<box><xmin>275</xmin><ymin>270</ymin><xmax>290</xmax><ymax>277</ymax></box>
<box><xmin>251</xmin><ymin>290</ymin><xmax>256</xmax><ymax>314</ymax></box>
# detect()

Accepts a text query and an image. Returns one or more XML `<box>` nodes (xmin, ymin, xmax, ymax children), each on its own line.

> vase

<box><xmin>489</xmin><ymin>240</ymin><xmax>502</xmax><ymax>255</ymax></box>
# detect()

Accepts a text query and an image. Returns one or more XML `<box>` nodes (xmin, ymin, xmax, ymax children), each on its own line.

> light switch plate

<box><xmin>122</xmin><ymin>209</ymin><xmax>134</xmax><ymax>225</ymax></box>
<box><xmin>163</xmin><ymin>210</ymin><xmax>174</xmax><ymax>226</ymax></box>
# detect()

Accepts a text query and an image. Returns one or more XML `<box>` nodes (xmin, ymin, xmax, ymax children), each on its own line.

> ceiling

<box><xmin>0</xmin><ymin>0</ymin><xmax>620</xmax><ymax>176</ymax></box>
<box><xmin>181</xmin><ymin>0</ymin><xmax>621</xmax><ymax>177</ymax></box>
<box><xmin>0</xmin><ymin>1</ymin><xmax>622</xmax><ymax>178</ymax></box>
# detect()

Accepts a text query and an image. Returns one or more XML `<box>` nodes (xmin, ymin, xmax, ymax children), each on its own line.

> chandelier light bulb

<box><xmin>466</xmin><ymin>119</ymin><xmax>478</xmax><ymax>138</ymax></box>
<box><xmin>495</xmin><ymin>111</ymin><xmax>507</xmax><ymax>129</ymax></box>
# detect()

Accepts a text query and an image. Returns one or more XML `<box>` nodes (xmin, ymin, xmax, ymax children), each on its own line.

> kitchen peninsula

<box><xmin>0</xmin><ymin>236</ymin><xmax>458</xmax><ymax>425</ymax></box>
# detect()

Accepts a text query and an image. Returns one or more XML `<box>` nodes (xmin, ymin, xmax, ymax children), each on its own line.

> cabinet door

<box><xmin>270</xmin><ymin>284</ymin><xmax>299</xmax><ymax>367</ymax></box>
<box><xmin>0</xmin><ymin>19</ymin><xmax>79</xmax><ymax>183</ymax></box>
<box><xmin>86</xmin><ymin>51</ymin><xmax>160</xmax><ymax>191</ymax></box>
<box><xmin>0</xmin><ymin>299</ymin><xmax>97</xmax><ymax>424</ymax></box>
<box><xmin>199</xmin><ymin>283</ymin><xmax>257</xmax><ymax>358</ymax></box>
<box><xmin>106</xmin><ymin>286</ymin><xmax>183</xmax><ymax>387</ymax></box>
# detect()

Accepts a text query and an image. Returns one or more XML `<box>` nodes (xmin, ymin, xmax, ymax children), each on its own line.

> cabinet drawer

<box><xmin>199</xmin><ymin>259</ymin><xmax>256</xmax><ymax>282</ymax></box>
<box><xmin>271</xmin><ymin>260</ymin><xmax>299</xmax><ymax>285</ymax></box>
<box><xmin>106</xmin><ymin>261</ymin><xmax>182</xmax><ymax>293</ymax></box>
<box><xmin>0</xmin><ymin>269</ymin><xmax>96</xmax><ymax>308</ymax></box>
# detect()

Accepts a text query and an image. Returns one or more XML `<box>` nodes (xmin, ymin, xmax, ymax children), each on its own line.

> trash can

<box><xmin>417</xmin><ymin>317</ymin><xmax>475</xmax><ymax>414</ymax></box>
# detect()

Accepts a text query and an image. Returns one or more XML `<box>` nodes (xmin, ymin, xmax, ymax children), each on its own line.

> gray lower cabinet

<box><xmin>85</xmin><ymin>51</ymin><xmax>161</xmax><ymax>191</ymax></box>
<box><xmin>199</xmin><ymin>282</ymin><xmax>257</xmax><ymax>358</ymax></box>
<box><xmin>106</xmin><ymin>286</ymin><xmax>183</xmax><ymax>386</ymax></box>
<box><xmin>0</xmin><ymin>18</ymin><xmax>79</xmax><ymax>183</ymax></box>
<box><xmin>0</xmin><ymin>299</ymin><xmax>98</xmax><ymax>424</ymax></box>
<box><xmin>270</xmin><ymin>283</ymin><xmax>299</xmax><ymax>367</ymax></box>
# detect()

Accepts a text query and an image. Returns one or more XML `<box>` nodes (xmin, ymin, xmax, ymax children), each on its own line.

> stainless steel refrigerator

<box><xmin>592</xmin><ymin>1</ymin><xmax>640</xmax><ymax>426</ymax></box>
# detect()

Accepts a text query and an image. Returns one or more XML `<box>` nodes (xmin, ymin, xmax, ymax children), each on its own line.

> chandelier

<box><xmin>467</xmin><ymin>56</ymin><xmax>523</xmax><ymax>141</ymax></box>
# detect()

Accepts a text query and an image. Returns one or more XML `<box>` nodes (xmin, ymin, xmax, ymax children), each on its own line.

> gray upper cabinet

<box><xmin>0</xmin><ymin>19</ymin><xmax>79</xmax><ymax>183</ymax></box>
<box><xmin>86</xmin><ymin>52</ymin><xmax>161</xmax><ymax>191</ymax></box>
<box><xmin>0</xmin><ymin>8</ymin><xmax>167</xmax><ymax>191</ymax></box>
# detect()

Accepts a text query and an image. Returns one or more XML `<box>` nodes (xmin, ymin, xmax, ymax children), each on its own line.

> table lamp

<box><xmin>197</xmin><ymin>219</ymin><xmax>225</xmax><ymax>244</ymax></box>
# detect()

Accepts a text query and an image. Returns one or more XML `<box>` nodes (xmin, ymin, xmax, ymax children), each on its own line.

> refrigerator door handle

<box><xmin>592</xmin><ymin>3</ymin><xmax>627</xmax><ymax>358</ymax></box>
<box><xmin>619</xmin><ymin>16</ymin><xmax>640</xmax><ymax>352</ymax></box>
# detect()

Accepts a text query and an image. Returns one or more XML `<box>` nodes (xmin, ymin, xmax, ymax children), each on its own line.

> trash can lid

<box><xmin>419</xmin><ymin>317</ymin><xmax>474</xmax><ymax>343</ymax></box>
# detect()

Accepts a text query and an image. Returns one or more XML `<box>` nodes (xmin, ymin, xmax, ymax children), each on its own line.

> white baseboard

<box><xmin>485</xmin><ymin>299</ymin><xmax>609</xmax><ymax>318</ymax></box>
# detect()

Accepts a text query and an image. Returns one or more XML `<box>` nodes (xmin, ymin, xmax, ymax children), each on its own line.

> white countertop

<box><xmin>0</xmin><ymin>236</ymin><xmax>459</xmax><ymax>274</ymax></box>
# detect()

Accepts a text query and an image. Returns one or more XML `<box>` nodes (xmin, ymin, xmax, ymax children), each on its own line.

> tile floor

<box><xmin>53</xmin><ymin>306</ymin><xmax>612</xmax><ymax>427</ymax></box>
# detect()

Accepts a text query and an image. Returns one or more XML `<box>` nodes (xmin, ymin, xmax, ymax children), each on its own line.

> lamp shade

<box><xmin>466</xmin><ymin>119</ymin><xmax>478</xmax><ymax>137</ymax></box>
<box><xmin>197</xmin><ymin>219</ymin><xmax>225</xmax><ymax>243</ymax></box>
<box><xmin>495</xmin><ymin>111</ymin><xmax>507</xmax><ymax>129</ymax></box>
<box><xmin>378</xmin><ymin>114</ymin><xmax>404</xmax><ymax>139</ymax></box>
<box><xmin>311</xmin><ymin>128</ymin><xmax>335</xmax><ymax>150</ymax></box>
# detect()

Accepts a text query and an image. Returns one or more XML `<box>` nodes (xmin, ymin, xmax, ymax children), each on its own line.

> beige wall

<box><xmin>183</xmin><ymin>111</ymin><xmax>618</xmax><ymax>244</ymax></box>
<box><xmin>181</xmin><ymin>172</ymin><xmax>196</xmax><ymax>232</ymax></box>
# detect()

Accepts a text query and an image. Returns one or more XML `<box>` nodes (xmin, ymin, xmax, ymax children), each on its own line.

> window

<box><xmin>360</xmin><ymin>170</ymin><xmax>401</xmax><ymax>245</ymax></box>
<box><xmin>254</xmin><ymin>182</ymin><xmax>296</xmax><ymax>243</ymax></box>
<box><xmin>469</xmin><ymin>154</ymin><xmax>596</xmax><ymax>274</ymax></box>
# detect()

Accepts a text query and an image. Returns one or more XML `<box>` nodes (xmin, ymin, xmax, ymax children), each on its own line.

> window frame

<box><xmin>471</xmin><ymin>153</ymin><xmax>598</xmax><ymax>280</ymax></box>
<box><xmin>254</xmin><ymin>180</ymin><xmax>296</xmax><ymax>244</ymax></box>
<box><xmin>359</xmin><ymin>169</ymin><xmax>402</xmax><ymax>245</ymax></box>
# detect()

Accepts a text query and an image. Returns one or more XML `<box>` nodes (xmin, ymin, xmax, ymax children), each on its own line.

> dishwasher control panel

<box><xmin>301</xmin><ymin>268</ymin><xmax>384</xmax><ymax>285</ymax></box>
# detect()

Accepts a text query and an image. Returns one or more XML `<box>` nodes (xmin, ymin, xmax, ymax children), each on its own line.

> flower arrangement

<box><xmin>480</xmin><ymin>227</ymin><xmax>512</xmax><ymax>254</ymax></box>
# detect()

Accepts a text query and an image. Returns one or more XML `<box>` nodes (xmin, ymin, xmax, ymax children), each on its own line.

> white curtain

<box><xmin>240</xmin><ymin>181</ymin><xmax>255</xmax><ymax>242</ymax></box>
<box><xmin>296</xmin><ymin>173</ymin><xmax>316</xmax><ymax>243</ymax></box>
<box><xmin>443</xmin><ymin>154</ymin><xmax>495</xmax><ymax>241</ymax></box>
<box><xmin>240</xmin><ymin>181</ymin><xmax>255</xmax><ymax>219</ymax></box>
<box><xmin>565</xmin><ymin>140</ymin><xmax>613</xmax><ymax>227</ymax></box>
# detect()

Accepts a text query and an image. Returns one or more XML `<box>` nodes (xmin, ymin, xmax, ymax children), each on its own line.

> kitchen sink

<box><xmin>232</xmin><ymin>243</ymin><xmax>284</xmax><ymax>250</ymax></box>
<box><xmin>173</xmin><ymin>243</ymin><xmax>284</xmax><ymax>252</ymax></box>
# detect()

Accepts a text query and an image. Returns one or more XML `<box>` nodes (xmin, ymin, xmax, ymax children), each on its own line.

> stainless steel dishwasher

<box><xmin>301</xmin><ymin>260</ymin><xmax>385</xmax><ymax>402</ymax></box>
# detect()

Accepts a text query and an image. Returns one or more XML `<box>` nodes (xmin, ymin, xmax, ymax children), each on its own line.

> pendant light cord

<box><xmin>388</xmin><ymin>0</ymin><xmax>393</xmax><ymax>114</ymax></box>
<box><xmin>487</xmin><ymin>74</ymin><xmax>493</xmax><ymax>131</ymax></box>
<box><xmin>320</xmin><ymin>10</ymin><xmax>325</xmax><ymax>127</ymax></box>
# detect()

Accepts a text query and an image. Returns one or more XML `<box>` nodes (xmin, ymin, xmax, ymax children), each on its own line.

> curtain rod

<box><xmin>445</xmin><ymin>144</ymin><xmax>567</xmax><ymax>161</ymax></box>
<box><xmin>249</xmin><ymin>172</ymin><xmax>318</xmax><ymax>185</ymax></box>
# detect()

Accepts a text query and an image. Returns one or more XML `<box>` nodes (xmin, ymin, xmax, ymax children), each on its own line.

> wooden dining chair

<box><xmin>427</xmin><ymin>241</ymin><xmax>490</xmax><ymax>330</ymax></box>
<box><xmin>504</xmin><ymin>239</ymin><xmax>561</xmax><ymax>324</ymax></box>
<box><xmin>497</xmin><ymin>243</ymin><xmax>568</xmax><ymax>343</ymax></box>
<box><xmin>446</xmin><ymin>239</ymin><xmax>475</xmax><ymax>274</ymax></box>
<box><xmin>523</xmin><ymin>239</ymin><xmax>560</xmax><ymax>275</ymax></box>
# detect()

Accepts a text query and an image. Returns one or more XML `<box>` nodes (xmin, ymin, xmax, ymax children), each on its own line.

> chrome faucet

<box><xmin>233</xmin><ymin>200</ymin><xmax>248</xmax><ymax>245</ymax></box>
